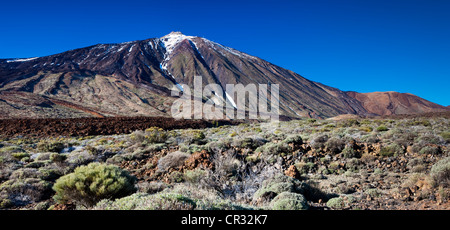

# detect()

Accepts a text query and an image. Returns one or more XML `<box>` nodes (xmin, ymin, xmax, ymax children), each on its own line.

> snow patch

<box><xmin>201</xmin><ymin>38</ymin><xmax>257</xmax><ymax>61</ymax></box>
<box><xmin>128</xmin><ymin>44</ymin><xmax>136</xmax><ymax>53</ymax></box>
<box><xmin>160</xmin><ymin>31</ymin><xmax>196</xmax><ymax>58</ymax></box>
<box><xmin>6</xmin><ymin>57</ymin><xmax>38</xmax><ymax>63</ymax></box>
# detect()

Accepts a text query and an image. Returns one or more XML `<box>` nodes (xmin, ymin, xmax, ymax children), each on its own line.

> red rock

<box><xmin>285</xmin><ymin>165</ymin><xmax>301</xmax><ymax>179</ymax></box>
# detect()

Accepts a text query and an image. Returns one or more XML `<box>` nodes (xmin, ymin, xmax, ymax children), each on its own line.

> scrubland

<box><xmin>0</xmin><ymin>116</ymin><xmax>449</xmax><ymax>210</ymax></box>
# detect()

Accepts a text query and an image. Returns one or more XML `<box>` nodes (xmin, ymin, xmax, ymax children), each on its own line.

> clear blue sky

<box><xmin>1</xmin><ymin>0</ymin><xmax>449</xmax><ymax>106</ymax></box>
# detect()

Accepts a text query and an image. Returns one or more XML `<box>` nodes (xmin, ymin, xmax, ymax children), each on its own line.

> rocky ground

<box><xmin>0</xmin><ymin>117</ymin><xmax>240</xmax><ymax>137</ymax></box>
<box><xmin>0</xmin><ymin>115</ymin><xmax>449</xmax><ymax>210</ymax></box>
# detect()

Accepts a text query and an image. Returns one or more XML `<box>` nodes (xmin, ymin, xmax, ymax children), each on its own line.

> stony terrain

<box><xmin>0</xmin><ymin>114</ymin><xmax>449</xmax><ymax>210</ymax></box>
<box><xmin>0</xmin><ymin>117</ymin><xmax>240</xmax><ymax>137</ymax></box>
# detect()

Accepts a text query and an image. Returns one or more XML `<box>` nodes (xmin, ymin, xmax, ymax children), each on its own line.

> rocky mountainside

<box><xmin>0</xmin><ymin>32</ymin><xmax>448</xmax><ymax>119</ymax></box>
<box><xmin>346</xmin><ymin>91</ymin><xmax>449</xmax><ymax>116</ymax></box>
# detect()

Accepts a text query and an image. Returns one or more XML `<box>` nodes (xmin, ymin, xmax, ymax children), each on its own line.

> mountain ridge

<box><xmin>0</xmin><ymin>32</ymin><xmax>448</xmax><ymax>119</ymax></box>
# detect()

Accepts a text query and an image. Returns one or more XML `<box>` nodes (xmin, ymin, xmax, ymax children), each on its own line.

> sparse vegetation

<box><xmin>431</xmin><ymin>157</ymin><xmax>450</xmax><ymax>188</ymax></box>
<box><xmin>1</xmin><ymin>115</ymin><xmax>449</xmax><ymax>210</ymax></box>
<box><xmin>52</xmin><ymin>162</ymin><xmax>137</xmax><ymax>207</ymax></box>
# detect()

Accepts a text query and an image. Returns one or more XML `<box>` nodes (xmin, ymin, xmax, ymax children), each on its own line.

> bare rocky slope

<box><xmin>0</xmin><ymin>32</ymin><xmax>448</xmax><ymax>119</ymax></box>
<box><xmin>346</xmin><ymin>91</ymin><xmax>449</xmax><ymax>116</ymax></box>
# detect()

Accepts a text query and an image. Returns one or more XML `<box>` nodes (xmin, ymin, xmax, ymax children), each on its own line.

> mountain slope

<box><xmin>0</xmin><ymin>32</ymin><xmax>448</xmax><ymax>119</ymax></box>
<box><xmin>346</xmin><ymin>91</ymin><xmax>449</xmax><ymax>116</ymax></box>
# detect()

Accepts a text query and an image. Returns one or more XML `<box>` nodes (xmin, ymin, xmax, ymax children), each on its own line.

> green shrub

<box><xmin>145</xmin><ymin>127</ymin><xmax>169</xmax><ymax>144</ymax></box>
<box><xmin>310</xmin><ymin>135</ymin><xmax>329</xmax><ymax>150</ymax></box>
<box><xmin>359</xmin><ymin>126</ymin><xmax>373</xmax><ymax>132</ymax></box>
<box><xmin>417</xmin><ymin>133</ymin><xmax>441</xmax><ymax>145</ymax></box>
<box><xmin>295</xmin><ymin>162</ymin><xmax>316</xmax><ymax>174</ymax></box>
<box><xmin>0</xmin><ymin>178</ymin><xmax>52</xmax><ymax>208</ymax></box>
<box><xmin>11</xmin><ymin>152</ymin><xmax>30</xmax><ymax>160</ymax></box>
<box><xmin>270</xmin><ymin>192</ymin><xmax>308</xmax><ymax>210</ymax></box>
<box><xmin>92</xmin><ymin>192</ymin><xmax>196</xmax><ymax>210</ymax></box>
<box><xmin>157</xmin><ymin>151</ymin><xmax>190</xmax><ymax>172</ymax></box>
<box><xmin>283</xmin><ymin>135</ymin><xmax>303</xmax><ymax>146</ymax></box>
<box><xmin>256</xmin><ymin>142</ymin><xmax>291</xmax><ymax>156</ymax></box>
<box><xmin>339</xmin><ymin>119</ymin><xmax>360</xmax><ymax>127</ymax></box>
<box><xmin>37</xmin><ymin>141</ymin><xmax>66</xmax><ymax>153</ymax></box>
<box><xmin>169</xmin><ymin>171</ymin><xmax>185</xmax><ymax>183</ymax></box>
<box><xmin>441</xmin><ymin>132</ymin><xmax>450</xmax><ymax>143</ymax></box>
<box><xmin>38</xmin><ymin>168</ymin><xmax>63</xmax><ymax>181</ymax></box>
<box><xmin>376</xmin><ymin>126</ymin><xmax>389</xmax><ymax>132</ymax></box>
<box><xmin>129</xmin><ymin>127</ymin><xmax>169</xmax><ymax>145</ymax></box>
<box><xmin>379</xmin><ymin>144</ymin><xmax>403</xmax><ymax>157</ymax></box>
<box><xmin>190</xmin><ymin>130</ymin><xmax>206</xmax><ymax>143</ymax></box>
<box><xmin>10</xmin><ymin>168</ymin><xmax>41</xmax><ymax>180</ymax></box>
<box><xmin>52</xmin><ymin>162</ymin><xmax>137</xmax><ymax>207</ymax></box>
<box><xmin>50</xmin><ymin>153</ymin><xmax>67</xmax><ymax>163</ymax></box>
<box><xmin>342</xmin><ymin>146</ymin><xmax>357</xmax><ymax>158</ymax></box>
<box><xmin>137</xmin><ymin>181</ymin><xmax>168</xmax><ymax>194</ymax></box>
<box><xmin>184</xmin><ymin>169</ymin><xmax>207</xmax><ymax>184</ymax></box>
<box><xmin>419</xmin><ymin>146</ymin><xmax>441</xmax><ymax>156</ymax></box>
<box><xmin>430</xmin><ymin>156</ymin><xmax>450</xmax><ymax>188</ymax></box>
<box><xmin>253</xmin><ymin>174</ymin><xmax>306</xmax><ymax>202</ymax></box>
<box><xmin>325</xmin><ymin>137</ymin><xmax>345</xmax><ymax>154</ymax></box>
<box><xmin>366</xmin><ymin>188</ymin><xmax>381</xmax><ymax>198</ymax></box>
<box><xmin>0</xmin><ymin>146</ymin><xmax>23</xmax><ymax>153</ymax></box>
<box><xmin>326</xmin><ymin>197</ymin><xmax>345</xmax><ymax>209</ymax></box>
<box><xmin>307</xmin><ymin>118</ymin><xmax>316</xmax><ymax>123</ymax></box>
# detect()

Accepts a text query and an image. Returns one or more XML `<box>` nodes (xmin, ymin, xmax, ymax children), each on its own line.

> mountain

<box><xmin>0</xmin><ymin>32</ymin><xmax>448</xmax><ymax>119</ymax></box>
<box><xmin>346</xmin><ymin>91</ymin><xmax>449</xmax><ymax>116</ymax></box>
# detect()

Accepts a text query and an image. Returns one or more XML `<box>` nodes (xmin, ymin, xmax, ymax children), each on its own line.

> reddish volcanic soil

<box><xmin>346</xmin><ymin>91</ymin><xmax>450</xmax><ymax>116</ymax></box>
<box><xmin>0</xmin><ymin>117</ymin><xmax>241</xmax><ymax>137</ymax></box>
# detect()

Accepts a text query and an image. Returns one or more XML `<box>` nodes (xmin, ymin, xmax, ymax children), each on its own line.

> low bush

<box><xmin>441</xmin><ymin>132</ymin><xmax>450</xmax><ymax>143</ymax></box>
<box><xmin>184</xmin><ymin>169</ymin><xmax>207</xmax><ymax>184</ymax></box>
<box><xmin>234</xmin><ymin>137</ymin><xmax>267</xmax><ymax>150</ymax></box>
<box><xmin>417</xmin><ymin>133</ymin><xmax>442</xmax><ymax>145</ymax></box>
<box><xmin>0</xmin><ymin>178</ymin><xmax>52</xmax><ymax>208</ymax></box>
<box><xmin>144</xmin><ymin>127</ymin><xmax>169</xmax><ymax>144</ymax></box>
<box><xmin>419</xmin><ymin>146</ymin><xmax>441</xmax><ymax>156</ymax></box>
<box><xmin>137</xmin><ymin>181</ymin><xmax>169</xmax><ymax>194</ymax></box>
<box><xmin>338</xmin><ymin>119</ymin><xmax>360</xmax><ymax>128</ymax></box>
<box><xmin>430</xmin><ymin>156</ymin><xmax>450</xmax><ymax>188</ymax></box>
<box><xmin>188</xmin><ymin>130</ymin><xmax>206</xmax><ymax>145</ymax></box>
<box><xmin>129</xmin><ymin>128</ymin><xmax>169</xmax><ymax>145</ymax></box>
<box><xmin>92</xmin><ymin>188</ymin><xmax>255</xmax><ymax>210</ymax></box>
<box><xmin>157</xmin><ymin>151</ymin><xmax>190</xmax><ymax>172</ymax></box>
<box><xmin>310</xmin><ymin>135</ymin><xmax>329</xmax><ymax>150</ymax></box>
<box><xmin>359</xmin><ymin>126</ymin><xmax>373</xmax><ymax>133</ymax></box>
<box><xmin>284</xmin><ymin>135</ymin><xmax>303</xmax><ymax>146</ymax></box>
<box><xmin>326</xmin><ymin>196</ymin><xmax>345</xmax><ymax>209</ymax></box>
<box><xmin>366</xmin><ymin>188</ymin><xmax>381</xmax><ymax>198</ymax></box>
<box><xmin>52</xmin><ymin>162</ymin><xmax>137</xmax><ymax>207</ymax></box>
<box><xmin>379</xmin><ymin>143</ymin><xmax>403</xmax><ymax>157</ymax></box>
<box><xmin>342</xmin><ymin>146</ymin><xmax>357</xmax><ymax>158</ymax></box>
<box><xmin>11</xmin><ymin>152</ymin><xmax>30</xmax><ymax>160</ymax></box>
<box><xmin>325</xmin><ymin>137</ymin><xmax>345</xmax><ymax>154</ymax></box>
<box><xmin>92</xmin><ymin>192</ymin><xmax>196</xmax><ymax>210</ymax></box>
<box><xmin>49</xmin><ymin>153</ymin><xmax>67</xmax><ymax>163</ymax></box>
<box><xmin>376</xmin><ymin>126</ymin><xmax>389</xmax><ymax>132</ymax></box>
<box><xmin>253</xmin><ymin>174</ymin><xmax>306</xmax><ymax>202</ymax></box>
<box><xmin>37</xmin><ymin>141</ymin><xmax>66</xmax><ymax>153</ymax></box>
<box><xmin>257</xmin><ymin>142</ymin><xmax>290</xmax><ymax>156</ymax></box>
<box><xmin>295</xmin><ymin>162</ymin><xmax>316</xmax><ymax>174</ymax></box>
<box><xmin>270</xmin><ymin>192</ymin><xmax>308</xmax><ymax>210</ymax></box>
<box><xmin>0</xmin><ymin>146</ymin><xmax>23</xmax><ymax>154</ymax></box>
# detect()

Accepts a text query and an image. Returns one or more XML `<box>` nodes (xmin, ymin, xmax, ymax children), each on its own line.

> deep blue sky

<box><xmin>1</xmin><ymin>0</ymin><xmax>449</xmax><ymax>106</ymax></box>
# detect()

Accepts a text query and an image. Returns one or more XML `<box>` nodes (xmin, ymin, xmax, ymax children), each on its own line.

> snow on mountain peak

<box><xmin>160</xmin><ymin>31</ymin><xmax>195</xmax><ymax>57</ymax></box>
